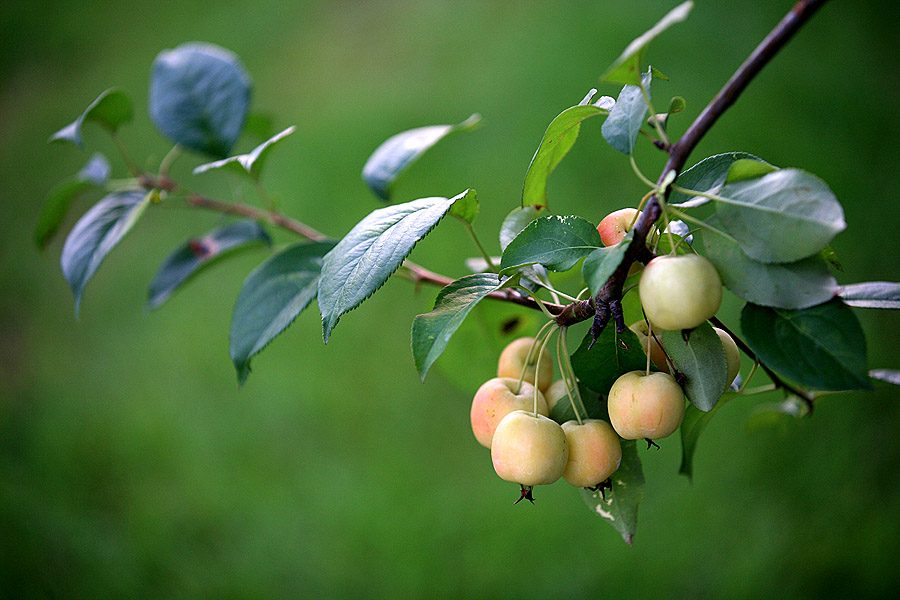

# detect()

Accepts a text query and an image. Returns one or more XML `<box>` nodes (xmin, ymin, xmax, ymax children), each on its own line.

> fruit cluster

<box><xmin>472</xmin><ymin>207</ymin><xmax>742</xmax><ymax>503</ymax></box>
<box><xmin>471</xmin><ymin>337</ymin><xmax>623</xmax><ymax>503</ymax></box>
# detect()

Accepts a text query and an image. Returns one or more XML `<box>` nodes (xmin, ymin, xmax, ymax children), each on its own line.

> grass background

<box><xmin>2</xmin><ymin>0</ymin><xmax>899</xmax><ymax>597</ymax></box>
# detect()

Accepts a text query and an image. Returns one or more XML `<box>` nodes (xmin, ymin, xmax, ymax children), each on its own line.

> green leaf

<box><xmin>549</xmin><ymin>383</ymin><xmax>607</xmax><ymax>424</ymax></box>
<box><xmin>601</xmin><ymin>70</ymin><xmax>652</xmax><ymax>155</ymax></box>
<box><xmin>49</xmin><ymin>88</ymin><xmax>133</xmax><ymax>147</ymax></box>
<box><xmin>146</xmin><ymin>220</ymin><xmax>271</xmax><ymax>310</ymax></box>
<box><xmin>231</xmin><ymin>241</ymin><xmax>335</xmax><ymax>385</ymax></box>
<box><xmin>570</xmin><ymin>327</ymin><xmax>646</xmax><ymax>396</ymax></box>
<box><xmin>499</xmin><ymin>215</ymin><xmax>602</xmax><ymax>273</ymax></box>
<box><xmin>149</xmin><ymin>43</ymin><xmax>252</xmax><ymax>158</ymax></box>
<box><xmin>668</xmin><ymin>96</ymin><xmax>686</xmax><ymax>114</ymax></box>
<box><xmin>600</xmin><ymin>0</ymin><xmax>693</xmax><ymax>85</ymax></box>
<box><xmin>741</xmin><ymin>299</ymin><xmax>872</xmax><ymax>391</ymax></box>
<box><xmin>60</xmin><ymin>190</ymin><xmax>151</xmax><ymax>315</ymax></box>
<box><xmin>428</xmin><ymin>300</ymin><xmax>542</xmax><ymax>391</ymax></box>
<box><xmin>724</xmin><ymin>158</ymin><xmax>778</xmax><ymax>184</ymax></box>
<box><xmin>869</xmin><ymin>369</ymin><xmax>900</xmax><ymax>386</ymax></box>
<box><xmin>745</xmin><ymin>395</ymin><xmax>809</xmax><ymax>434</ymax></box>
<box><xmin>361</xmin><ymin>114</ymin><xmax>481</xmax><ymax>202</ymax></box>
<box><xmin>838</xmin><ymin>282</ymin><xmax>900</xmax><ymax>309</ymax></box>
<box><xmin>522</xmin><ymin>90</ymin><xmax>613</xmax><ymax>208</ymax></box>
<box><xmin>582</xmin><ymin>231</ymin><xmax>633</xmax><ymax>295</ymax></box>
<box><xmin>34</xmin><ymin>153</ymin><xmax>111</xmax><ymax>249</ymax></box>
<box><xmin>669</xmin><ymin>152</ymin><xmax>771</xmax><ymax>207</ymax></box>
<box><xmin>659</xmin><ymin>323</ymin><xmax>727</xmax><ymax>411</ymax></box>
<box><xmin>318</xmin><ymin>190</ymin><xmax>473</xmax><ymax>342</ymax></box>
<box><xmin>580</xmin><ymin>439</ymin><xmax>644</xmax><ymax>546</ymax></box>
<box><xmin>499</xmin><ymin>205</ymin><xmax>547</xmax><ymax>251</ymax></box>
<box><xmin>448</xmin><ymin>189</ymin><xmax>479</xmax><ymax>224</ymax></box>
<box><xmin>411</xmin><ymin>273</ymin><xmax>512</xmax><ymax>381</ymax></box>
<box><xmin>702</xmin><ymin>215</ymin><xmax>838</xmax><ymax>309</ymax></box>
<box><xmin>193</xmin><ymin>126</ymin><xmax>296</xmax><ymax>180</ymax></box>
<box><xmin>679</xmin><ymin>397</ymin><xmax>732</xmax><ymax>479</ymax></box>
<box><xmin>717</xmin><ymin>169</ymin><xmax>846</xmax><ymax>263</ymax></box>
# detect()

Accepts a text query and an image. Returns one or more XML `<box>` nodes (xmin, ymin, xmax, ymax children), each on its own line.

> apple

<box><xmin>638</xmin><ymin>254</ymin><xmax>722</xmax><ymax>331</ymax></box>
<box><xmin>497</xmin><ymin>337</ymin><xmax>553</xmax><ymax>392</ymax></box>
<box><xmin>561</xmin><ymin>419</ymin><xmax>622</xmax><ymax>487</ymax></box>
<box><xmin>470</xmin><ymin>378</ymin><xmax>548</xmax><ymax>448</ymax></box>
<box><xmin>628</xmin><ymin>320</ymin><xmax>670</xmax><ymax>374</ymax></box>
<box><xmin>597</xmin><ymin>208</ymin><xmax>641</xmax><ymax>247</ymax></box>
<box><xmin>714</xmin><ymin>327</ymin><xmax>741</xmax><ymax>390</ymax></box>
<box><xmin>607</xmin><ymin>370</ymin><xmax>685</xmax><ymax>440</ymax></box>
<box><xmin>491</xmin><ymin>410</ymin><xmax>568</xmax><ymax>486</ymax></box>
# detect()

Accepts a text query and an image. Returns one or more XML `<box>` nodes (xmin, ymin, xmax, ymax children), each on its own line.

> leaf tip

<box><xmin>235</xmin><ymin>363</ymin><xmax>250</xmax><ymax>387</ymax></box>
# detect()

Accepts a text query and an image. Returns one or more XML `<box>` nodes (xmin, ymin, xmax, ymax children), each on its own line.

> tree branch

<box><xmin>711</xmin><ymin>317</ymin><xmax>815</xmax><ymax>411</ymax></box>
<box><xmin>558</xmin><ymin>0</ymin><xmax>829</xmax><ymax>332</ymax></box>
<box><xmin>138</xmin><ymin>174</ymin><xmax>565</xmax><ymax>315</ymax></box>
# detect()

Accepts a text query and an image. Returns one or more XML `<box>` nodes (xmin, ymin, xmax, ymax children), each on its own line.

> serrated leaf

<box><xmin>582</xmin><ymin>231</ymin><xmax>633</xmax><ymax>295</ymax></box>
<box><xmin>499</xmin><ymin>205</ymin><xmax>547</xmax><ymax>251</ymax></box>
<box><xmin>230</xmin><ymin>241</ymin><xmax>335</xmax><ymax>385</ymax></box>
<box><xmin>600</xmin><ymin>1</ymin><xmax>693</xmax><ymax>85</ymax></box>
<box><xmin>602</xmin><ymin>70</ymin><xmax>652</xmax><ymax>155</ymax></box>
<box><xmin>361</xmin><ymin>114</ymin><xmax>481</xmax><ymax>202</ymax></box>
<box><xmin>500</xmin><ymin>215</ymin><xmax>602</xmax><ymax>273</ymax></box>
<box><xmin>146</xmin><ymin>220</ymin><xmax>271</xmax><ymax>310</ymax></box>
<box><xmin>571</xmin><ymin>327</ymin><xmax>646</xmax><ymax>396</ymax></box>
<box><xmin>869</xmin><ymin>369</ymin><xmax>900</xmax><ymax>386</ymax></box>
<box><xmin>411</xmin><ymin>273</ymin><xmax>512</xmax><ymax>381</ymax></box>
<box><xmin>716</xmin><ymin>169</ymin><xmax>846</xmax><ymax>263</ymax></box>
<box><xmin>659</xmin><ymin>323</ymin><xmax>727</xmax><ymax>411</ymax></box>
<box><xmin>49</xmin><ymin>88</ymin><xmax>133</xmax><ymax>147</ymax></box>
<box><xmin>60</xmin><ymin>190</ymin><xmax>150</xmax><ymax>315</ymax></box>
<box><xmin>522</xmin><ymin>90</ymin><xmax>612</xmax><ymax>208</ymax></box>
<box><xmin>838</xmin><ymin>282</ymin><xmax>900</xmax><ymax>309</ymax></box>
<box><xmin>149</xmin><ymin>42</ymin><xmax>251</xmax><ymax>158</ymax></box>
<box><xmin>318</xmin><ymin>190</ymin><xmax>473</xmax><ymax>342</ymax></box>
<box><xmin>581</xmin><ymin>439</ymin><xmax>644</xmax><ymax>545</ymax></box>
<box><xmin>741</xmin><ymin>299</ymin><xmax>872</xmax><ymax>391</ymax></box>
<box><xmin>669</xmin><ymin>152</ymin><xmax>771</xmax><ymax>207</ymax></box>
<box><xmin>35</xmin><ymin>154</ymin><xmax>111</xmax><ymax>250</ymax></box>
<box><xmin>702</xmin><ymin>215</ymin><xmax>838</xmax><ymax>309</ymax></box>
<box><xmin>193</xmin><ymin>126</ymin><xmax>296</xmax><ymax>180</ymax></box>
<box><xmin>679</xmin><ymin>397</ymin><xmax>732</xmax><ymax>479</ymax></box>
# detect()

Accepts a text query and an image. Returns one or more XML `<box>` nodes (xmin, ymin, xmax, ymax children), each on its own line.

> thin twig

<box><xmin>710</xmin><ymin>317</ymin><xmax>815</xmax><ymax>412</ymax></box>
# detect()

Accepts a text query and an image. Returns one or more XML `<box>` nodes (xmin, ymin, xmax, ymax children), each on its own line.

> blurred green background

<box><xmin>2</xmin><ymin>0</ymin><xmax>899</xmax><ymax>597</ymax></box>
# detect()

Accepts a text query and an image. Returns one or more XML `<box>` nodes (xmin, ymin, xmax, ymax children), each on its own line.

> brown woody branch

<box><xmin>557</xmin><ymin>0</ymin><xmax>829</xmax><ymax>331</ymax></box>
<box><xmin>138</xmin><ymin>174</ymin><xmax>565</xmax><ymax>314</ymax></box>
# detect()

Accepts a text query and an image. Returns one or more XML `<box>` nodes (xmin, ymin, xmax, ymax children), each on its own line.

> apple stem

<box><xmin>513</xmin><ymin>321</ymin><xmax>555</xmax><ymax>395</ymax></box>
<box><xmin>532</xmin><ymin>328</ymin><xmax>557</xmax><ymax>416</ymax></box>
<box><xmin>557</xmin><ymin>327</ymin><xmax>586</xmax><ymax>425</ymax></box>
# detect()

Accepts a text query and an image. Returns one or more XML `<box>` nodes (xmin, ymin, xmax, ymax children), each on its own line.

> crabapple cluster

<box><xmin>471</xmin><ymin>337</ymin><xmax>622</xmax><ymax>503</ymax></box>
<box><xmin>470</xmin><ymin>207</ymin><xmax>740</xmax><ymax>502</ymax></box>
<box><xmin>598</xmin><ymin>206</ymin><xmax>739</xmax><ymax>441</ymax></box>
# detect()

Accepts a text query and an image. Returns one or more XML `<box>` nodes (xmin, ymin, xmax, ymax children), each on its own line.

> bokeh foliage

<box><xmin>2</xmin><ymin>0</ymin><xmax>899</xmax><ymax>597</ymax></box>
